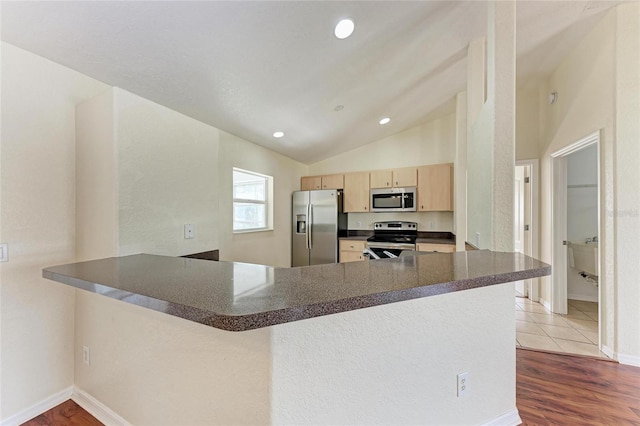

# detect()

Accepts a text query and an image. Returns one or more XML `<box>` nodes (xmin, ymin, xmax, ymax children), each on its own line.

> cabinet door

<box><xmin>393</xmin><ymin>167</ymin><xmax>417</xmax><ymax>187</ymax></box>
<box><xmin>369</xmin><ymin>170</ymin><xmax>392</xmax><ymax>189</ymax></box>
<box><xmin>301</xmin><ymin>176</ymin><xmax>321</xmax><ymax>191</ymax></box>
<box><xmin>416</xmin><ymin>243</ymin><xmax>456</xmax><ymax>253</ymax></box>
<box><xmin>417</xmin><ymin>164</ymin><xmax>453</xmax><ymax>211</ymax></box>
<box><xmin>343</xmin><ymin>172</ymin><xmax>370</xmax><ymax>212</ymax></box>
<box><xmin>340</xmin><ymin>251</ymin><xmax>365</xmax><ymax>262</ymax></box>
<box><xmin>321</xmin><ymin>174</ymin><xmax>344</xmax><ymax>189</ymax></box>
<box><xmin>340</xmin><ymin>240</ymin><xmax>366</xmax><ymax>252</ymax></box>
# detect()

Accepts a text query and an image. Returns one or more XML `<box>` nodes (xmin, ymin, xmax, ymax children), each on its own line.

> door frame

<box><xmin>516</xmin><ymin>159</ymin><xmax>539</xmax><ymax>301</ymax></box>
<box><xmin>550</xmin><ymin>131</ymin><xmax>600</xmax><ymax>315</ymax></box>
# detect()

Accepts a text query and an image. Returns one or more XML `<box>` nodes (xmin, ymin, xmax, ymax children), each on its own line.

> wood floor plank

<box><xmin>517</xmin><ymin>348</ymin><xmax>640</xmax><ymax>426</ymax></box>
<box><xmin>21</xmin><ymin>400</ymin><xmax>102</xmax><ymax>426</ymax></box>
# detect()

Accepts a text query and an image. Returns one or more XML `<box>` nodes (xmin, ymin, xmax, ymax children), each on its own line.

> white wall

<box><xmin>538</xmin><ymin>3</ymin><xmax>640</xmax><ymax>364</ymax></box>
<box><xmin>218</xmin><ymin>130</ymin><xmax>307</xmax><ymax>267</ymax></box>
<box><xmin>308</xmin><ymin>114</ymin><xmax>456</xmax><ymax>232</ymax></box>
<box><xmin>272</xmin><ymin>282</ymin><xmax>517</xmax><ymax>426</ymax></box>
<box><xmin>466</xmin><ymin>2</ymin><xmax>516</xmax><ymax>252</ymax></box>
<box><xmin>516</xmin><ymin>89</ymin><xmax>540</xmax><ymax>161</ymax></box>
<box><xmin>308</xmin><ymin>114</ymin><xmax>456</xmax><ymax>175</ymax></box>
<box><xmin>537</xmin><ymin>8</ymin><xmax>614</xmax><ymax>342</ymax></box>
<box><xmin>116</xmin><ymin>88</ymin><xmax>220</xmax><ymax>257</ymax></box>
<box><xmin>74</xmin><ymin>269</ymin><xmax>517</xmax><ymax>426</ymax></box>
<box><xmin>74</xmin><ymin>290</ymin><xmax>272</xmax><ymax>425</ymax></box>
<box><xmin>566</xmin><ymin>145</ymin><xmax>598</xmax><ymax>302</ymax></box>
<box><xmin>613</xmin><ymin>3</ymin><xmax>640</xmax><ymax>364</ymax></box>
<box><xmin>76</xmin><ymin>91</ymin><xmax>117</xmax><ymax>261</ymax></box>
<box><xmin>0</xmin><ymin>43</ymin><xmax>109</xmax><ymax>419</ymax></box>
<box><xmin>76</xmin><ymin>88</ymin><xmax>221</xmax><ymax>260</ymax></box>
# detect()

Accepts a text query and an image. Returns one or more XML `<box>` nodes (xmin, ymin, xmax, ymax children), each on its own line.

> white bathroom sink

<box><xmin>568</xmin><ymin>242</ymin><xmax>598</xmax><ymax>276</ymax></box>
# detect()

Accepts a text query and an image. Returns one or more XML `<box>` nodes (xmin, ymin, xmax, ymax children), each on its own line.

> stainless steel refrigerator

<box><xmin>292</xmin><ymin>189</ymin><xmax>347</xmax><ymax>266</ymax></box>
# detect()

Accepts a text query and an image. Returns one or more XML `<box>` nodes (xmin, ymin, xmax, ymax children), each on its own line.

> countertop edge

<box><xmin>43</xmin><ymin>259</ymin><xmax>551</xmax><ymax>332</ymax></box>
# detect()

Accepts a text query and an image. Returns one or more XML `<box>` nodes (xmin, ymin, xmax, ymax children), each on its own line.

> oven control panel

<box><xmin>373</xmin><ymin>221</ymin><xmax>417</xmax><ymax>230</ymax></box>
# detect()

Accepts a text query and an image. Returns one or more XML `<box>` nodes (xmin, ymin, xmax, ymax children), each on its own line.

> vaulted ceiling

<box><xmin>1</xmin><ymin>1</ymin><xmax>619</xmax><ymax>164</ymax></box>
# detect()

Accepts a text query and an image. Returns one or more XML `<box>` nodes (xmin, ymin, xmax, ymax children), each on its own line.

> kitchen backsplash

<box><xmin>347</xmin><ymin>211</ymin><xmax>454</xmax><ymax>232</ymax></box>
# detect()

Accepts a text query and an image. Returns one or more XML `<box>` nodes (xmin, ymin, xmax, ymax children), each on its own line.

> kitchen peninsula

<box><xmin>44</xmin><ymin>251</ymin><xmax>549</xmax><ymax>425</ymax></box>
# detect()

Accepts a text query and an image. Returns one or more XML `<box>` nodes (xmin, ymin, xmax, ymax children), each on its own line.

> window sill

<box><xmin>233</xmin><ymin>227</ymin><xmax>274</xmax><ymax>235</ymax></box>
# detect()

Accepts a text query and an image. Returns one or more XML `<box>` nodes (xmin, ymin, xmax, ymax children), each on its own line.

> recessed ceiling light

<box><xmin>334</xmin><ymin>19</ymin><xmax>355</xmax><ymax>39</ymax></box>
<box><xmin>334</xmin><ymin>105</ymin><xmax>344</xmax><ymax>111</ymax></box>
<box><xmin>273</xmin><ymin>131</ymin><xmax>284</xmax><ymax>138</ymax></box>
<box><xmin>379</xmin><ymin>117</ymin><xmax>391</xmax><ymax>125</ymax></box>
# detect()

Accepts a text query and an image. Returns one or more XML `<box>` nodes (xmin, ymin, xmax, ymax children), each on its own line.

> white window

<box><xmin>233</xmin><ymin>168</ymin><xmax>273</xmax><ymax>232</ymax></box>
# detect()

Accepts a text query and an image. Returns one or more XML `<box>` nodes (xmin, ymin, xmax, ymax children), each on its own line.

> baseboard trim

<box><xmin>566</xmin><ymin>294</ymin><xmax>598</xmax><ymax>303</ymax></box>
<box><xmin>539</xmin><ymin>297</ymin><xmax>551</xmax><ymax>311</ymax></box>
<box><xmin>0</xmin><ymin>386</ymin><xmax>73</xmax><ymax>426</ymax></box>
<box><xmin>617</xmin><ymin>352</ymin><xmax>640</xmax><ymax>367</ymax></box>
<box><xmin>602</xmin><ymin>344</ymin><xmax>615</xmax><ymax>360</ymax></box>
<box><xmin>71</xmin><ymin>387</ymin><xmax>130</xmax><ymax>426</ymax></box>
<box><xmin>481</xmin><ymin>408</ymin><xmax>522</xmax><ymax>426</ymax></box>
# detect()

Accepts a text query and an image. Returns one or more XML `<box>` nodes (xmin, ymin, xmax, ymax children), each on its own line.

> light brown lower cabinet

<box><xmin>416</xmin><ymin>243</ymin><xmax>456</xmax><ymax>253</ymax></box>
<box><xmin>339</xmin><ymin>240</ymin><xmax>367</xmax><ymax>262</ymax></box>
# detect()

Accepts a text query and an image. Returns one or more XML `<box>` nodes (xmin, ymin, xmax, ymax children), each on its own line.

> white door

<box><xmin>514</xmin><ymin>166</ymin><xmax>526</xmax><ymax>297</ymax></box>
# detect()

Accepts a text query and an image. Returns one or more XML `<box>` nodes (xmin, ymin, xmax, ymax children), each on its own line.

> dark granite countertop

<box><xmin>43</xmin><ymin>251</ymin><xmax>549</xmax><ymax>332</ymax></box>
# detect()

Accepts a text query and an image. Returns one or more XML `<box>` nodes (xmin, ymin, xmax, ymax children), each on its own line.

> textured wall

<box><xmin>74</xmin><ymin>291</ymin><xmax>272</xmax><ymax>425</ymax></box>
<box><xmin>308</xmin><ymin>114</ymin><xmax>456</xmax><ymax>175</ymax></box>
<box><xmin>76</xmin><ymin>91</ymin><xmax>118</xmax><ymax>261</ymax></box>
<box><xmin>614</xmin><ymin>2</ymin><xmax>640</xmax><ymax>364</ymax></box>
<box><xmin>115</xmin><ymin>88</ymin><xmax>220</xmax><ymax>257</ymax></box>
<box><xmin>271</xmin><ymin>283</ymin><xmax>517</xmax><ymax>425</ymax></box>
<box><xmin>74</xmin><ymin>281</ymin><xmax>516</xmax><ymax>425</ymax></box>
<box><xmin>0</xmin><ymin>43</ymin><xmax>109</xmax><ymax>419</ymax></box>
<box><xmin>538</xmin><ymin>4</ymin><xmax>640</xmax><ymax>365</ymax></box>
<box><xmin>537</xmin><ymin>8</ymin><xmax>615</xmax><ymax>342</ymax></box>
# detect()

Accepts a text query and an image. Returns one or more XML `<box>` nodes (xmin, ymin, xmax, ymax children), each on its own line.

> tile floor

<box><xmin>515</xmin><ymin>297</ymin><xmax>609</xmax><ymax>359</ymax></box>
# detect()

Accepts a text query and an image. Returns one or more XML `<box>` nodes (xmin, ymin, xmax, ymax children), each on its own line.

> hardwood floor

<box><xmin>20</xmin><ymin>349</ymin><xmax>640</xmax><ymax>425</ymax></box>
<box><xmin>517</xmin><ymin>348</ymin><xmax>640</xmax><ymax>425</ymax></box>
<box><xmin>21</xmin><ymin>400</ymin><xmax>102</xmax><ymax>426</ymax></box>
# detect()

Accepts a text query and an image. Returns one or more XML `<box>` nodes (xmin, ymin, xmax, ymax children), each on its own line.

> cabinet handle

<box><xmin>387</xmin><ymin>182</ymin><xmax>389</xmax><ymax>186</ymax></box>
<box><xmin>395</xmin><ymin>181</ymin><xmax>398</xmax><ymax>185</ymax></box>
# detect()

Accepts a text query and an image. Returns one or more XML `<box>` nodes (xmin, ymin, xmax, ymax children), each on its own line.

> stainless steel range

<box><xmin>364</xmin><ymin>221</ymin><xmax>417</xmax><ymax>259</ymax></box>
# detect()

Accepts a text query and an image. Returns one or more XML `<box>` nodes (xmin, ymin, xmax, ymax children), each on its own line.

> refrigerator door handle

<box><xmin>308</xmin><ymin>203</ymin><xmax>313</xmax><ymax>249</ymax></box>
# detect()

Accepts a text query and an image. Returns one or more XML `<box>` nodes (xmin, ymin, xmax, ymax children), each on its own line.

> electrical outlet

<box><xmin>82</xmin><ymin>345</ymin><xmax>91</xmax><ymax>366</ymax></box>
<box><xmin>457</xmin><ymin>372</ymin><xmax>469</xmax><ymax>397</ymax></box>
<box><xmin>475</xmin><ymin>232</ymin><xmax>481</xmax><ymax>247</ymax></box>
<box><xmin>429</xmin><ymin>221</ymin><xmax>435</xmax><ymax>229</ymax></box>
<box><xmin>184</xmin><ymin>224</ymin><xmax>195</xmax><ymax>239</ymax></box>
<box><xmin>356</xmin><ymin>221</ymin><xmax>362</xmax><ymax>228</ymax></box>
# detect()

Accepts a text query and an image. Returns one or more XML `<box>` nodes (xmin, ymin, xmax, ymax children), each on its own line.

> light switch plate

<box><xmin>0</xmin><ymin>243</ymin><xmax>7</xmax><ymax>262</ymax></box>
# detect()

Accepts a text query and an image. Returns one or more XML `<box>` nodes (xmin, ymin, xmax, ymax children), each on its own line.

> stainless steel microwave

<box><xmin>370</xmin><ymin>187</ymin><xmax>417</xmax><ymax>212</ymax></box>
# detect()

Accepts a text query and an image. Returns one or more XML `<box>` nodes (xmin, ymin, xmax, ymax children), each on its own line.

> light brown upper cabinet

<box><xmin>301</xmin><ymin>176</ymin><xmax>322</xmax><ymax>191</ymax></box>
<box><xmin>301</xmin><ymin>174</ymin><xmax>344</xmax><ymax>191</ymax></box>
<box><xmin>343</xmin><ymin>172</ymin><xmax>370</xmax><ymax>212</ymax></box>
<box><xmin>370</xmin><ymin>168</ymin><xmax>417</xmax><ymax>188</ymax></box>
<box><xmin>369</xmin><ymin>170</ymin><xmax>393</xmax><ymax>188</ymax></box>
<box><xmin>393</xmin><ymin>167</ymin><xmax>417</xmax><ymax>187</ymax></box>
<box><xmin>417</xmin><ymin>163</ymin><xmax>453</xmax><ymax>211</ymax></box>
<box><xmin>321</xmin><ymin>174</ymin><xmax>344</xmax><ymax>190</ymax></box>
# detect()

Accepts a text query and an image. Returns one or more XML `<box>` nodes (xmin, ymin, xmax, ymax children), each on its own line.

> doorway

<box><xmin>514</xmin><ymin>159</ymin><xmax>539</xmax><ymax>301</ymax></box>
<box><xmin>550</xmin><ymin>132</ymin><xmax>600</xmax><ymax>339</ymax></box>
